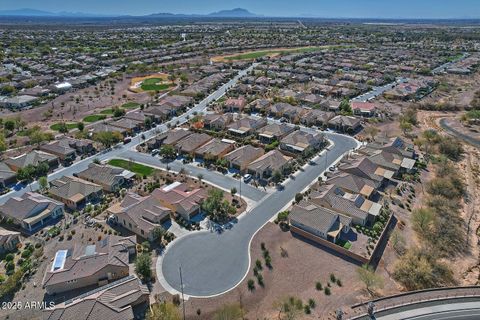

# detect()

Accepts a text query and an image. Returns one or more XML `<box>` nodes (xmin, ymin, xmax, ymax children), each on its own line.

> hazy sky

<box><xmin>1</xmin><ymin>0</ymin><xmax>480</xmax><ymax>18</ymax></box>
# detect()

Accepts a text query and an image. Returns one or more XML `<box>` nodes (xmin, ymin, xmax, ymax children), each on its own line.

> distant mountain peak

<box><xmin>208</xmin><ymin>8</ymin><xmax>258</xmax><ymax>17</ymax></box>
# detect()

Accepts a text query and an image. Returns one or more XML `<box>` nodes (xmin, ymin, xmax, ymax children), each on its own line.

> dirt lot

<box><xmin>156</xmin><ymin>223</ymin><xmax>399</xmax><ymax>320</ymax></box>
<box><xmin>0</xmin><ymin>76</ymin><xmax>151</xmax><ymax>129</ymax></box>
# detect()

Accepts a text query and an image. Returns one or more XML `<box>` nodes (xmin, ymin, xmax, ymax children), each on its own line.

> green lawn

<box><xmin>336</xmin><ymin>239</ymin><xmax>352</xmax><ymax>250</ymax></box>
<box><xmin>224</xmin><ymin>46</ymin><xmax>348</xmax><ymax>61</ymax></box>
<box><xmin>50</xmin><ymin>122</ymin><xmax>79</xmax><ymax>131</ymax></box>
<box><xmin>122</xmin><ymin>102</ymin><xmax>140</xmax><ymax>109</ymax></box>
<box><xmin>99</xmin><ymin>109</ymin><xmax>114</xmax><ymax>115</ymax></box>
<box><xmin>83</xmin><ymin>114</ymin><xmax>107</xmax><ymax>123</ymax></box>
<box><xmin>140</xmin><ymin>78</ymin><xmax>172</xmax><ymax>91</ymax></box>
<box><xmin>108</xmin><ymin>159</ymin><xmax>155</xmax><ymax>176</ymax></box>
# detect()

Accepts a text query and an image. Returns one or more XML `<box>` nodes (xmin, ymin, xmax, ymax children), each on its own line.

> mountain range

<box><xmin>0</xmin><ymin>7</ymin><xmax>260</xmax><ymax>18</ymax></box>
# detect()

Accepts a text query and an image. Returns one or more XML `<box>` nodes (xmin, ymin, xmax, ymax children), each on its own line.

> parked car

<box><xmin>151</xmin><ymin>149</ymin><xmax>159</xmax><ymax>156</ymax></box>
<box><xmin>123</xmin><ymin>137</ymin><xmax>132</xmax><ymax>144</ymax></box>
<box><xmin>243</xmin><ymin>174</ymin><xmax>252</xmax><ymax>183</ymax></box>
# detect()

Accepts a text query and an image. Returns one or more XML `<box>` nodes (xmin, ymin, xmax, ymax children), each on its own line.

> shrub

<box><xmin>5</xmin><ymin>253</ymin><xmax>14</xmax><ymax>261</ymax></box>
<box><xmin>324</xmin><ymin>287</ymin><xmax>331</xmax><ymax>295</ymax></box>
<box><xmin>256</xmin><ymin>274</ymin><xmax>264</xmax><ymax>287</ymax></box>
<box><xmin>308</xmin><ymin>298</ymin><xmax>316</xmax><ymax>308</ymax></box>
<box><xmin>247</xmin><ymin>279</ymin><xmax>255</xmax><ymax>291</ymax></box>
<box><xmin>330</xmin><ymin>273</ymin><xmax>336</xmax><ymax>282</ymax></box>
<box><xmin>255</xmin><ymin>259</ymin><xmax>262</xmax><ymax>270</ymax></box>
<box><xmin>315</xmin><ymin>282</ymin><xmax>322</xmax><ymax>291</ymax></box>
<box><xmin>336</xmin><ymin>279</ymin><xmax>342</xmax><ymax>287</ymax></box>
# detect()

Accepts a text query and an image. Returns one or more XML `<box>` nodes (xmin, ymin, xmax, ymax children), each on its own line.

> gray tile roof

<box><xmin>0</xmin><ymin>192</ymin><xmax>63</xmax><ymax>221</ymax></box>
<box><xmin>49</xmin><ymin>176</ymin><xmax>102</xmax><ymax>202</ymax></box>
<box><xmin>76</xmin><ymin>163</ymin><xmax>133</xmax><ymax>189</ymax></box>
<box><xmin>43</xmin><ymin>275</ymin><xmax>148</xmax><ymax>320</ymax></box>
<box><xmin>5</xmin><ymin>150</ymin><xmax>58</xmax><ymax>169</ymax></box>
<box><xmin>42</xmin><ymin>235</ymin><xmax>135</xmax><ymax>289</ymax></box>
<box><xmin>0</xmin><ymin>162</ymin><xmax>16</xmax><ymax>181</ymax></box>
<box><xmin>224</xmin><ymin>145</ymin><xmax>265</xmax><ymax>167</ymax></box>
<box><xmin>247</xmin><ymin>150</ymin><xmax>292</xmax><ymax>173</ymax></box>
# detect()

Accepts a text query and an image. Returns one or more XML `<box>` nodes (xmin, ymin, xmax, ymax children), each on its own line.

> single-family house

<box><xmin>224</xmin><ymin>145</ymin><xmax>265</xmax><ymax>172</ymax></box>
<box><xmin>351</xmin><ymin>102</ymin><xmax>377</xmax><ymax>117</ymax></box>
<box><xmin>224</xmin><ymin>96</ymin><xmax>247</xmax><ymax>112</ymax></box>
<box><xmin>152</xmin><ymin>182</ymin><xmax>207</xmax><ymax>221</ymax></box>
<box><xmin>247</xmin><ymin>150</ymin><xmax>293</xmax><ymax>180</ymax></box>
<box><xmin>256</xmin><ymin>123</ymin><xmax>294</xmax><ymax>144</ymax></box>
<box><xmin>75</xmin><ymin>163</ymin><xmax>135</xmax><ymax>192</ymax></box>
<box><xmin>42</xmin><ymin>235</ymin><xmax>136</xmax><ymax>295</ymax></box>
<box><xmin>107</xmin><ymin>192</ymin><xmax>171</xmax><ymax>240</ymax></box>
<box><xmin>49</xmin><ymin>176</ymin><xmax>103</xmax><ymax>210</ymax></box>
<box><xmin>43</xmin><ymin>275</ymin><xmax>149</xmax><ymax>320</ymax></box>
<box><xmin>0</xmin><ymin>228</ymin><xmax>20</xmax><ymax>253</ymax></box>
<box><xmin>328</xmin><ymin>115</ymin><xmax>362</xmax><ymax>133</ymax></box>
<box><xmin>289</xmin><ymin>201</ymin><xmax>352</xmax><ymax>244</ymax></box>
<box><xmin>148</xmin><ymin>129</ymin><xmax>192</xmax><ymax>150</ymax></box>
<box><xmin>280</xmin><ymin>130</ymin><xmax>325</xmax><ymax>155</ymax></box>
<box><xmin>5</xmin><ymin>150</ymin><xmax>59</xmax><ymax>172</ymax></box>
<box><xmin>174</xmin><ymin>133</ymin><xmax>212</xmax><ymax>156</ymax></box>
<box><xmin>203</xmin><ymin>113</ymin><xmax>233</xmax><ymax>131</ymax></box>
<box><xmin>0</xmin><ymin>162</ymin><xmax>16</xmax><ymax>189</ymax></box>
<box><xmin>309</xmin><ymin>184</ymin><xmax>380</xmax><ymax>225</ymax></box>
<box><xmin>227</xmin><ymin>116</ymin><xmax>267</xmax><ymax>137</ymax></box>
<box><xmin>0</xmin><ymin>192</ymin><xmax>64</xmax><ymax>231</ymax></box>
<box><xmin>194</xmin><ymin>138</ymin><xmax>235</xmax><ymax>161</ymax></box>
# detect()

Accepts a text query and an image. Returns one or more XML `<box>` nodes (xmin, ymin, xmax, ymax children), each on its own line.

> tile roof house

<box><xmin>326</xmin><ymin>172</ymin><xmax>379</xmax><ymax>199</ymax></box>
<box><xmin>148</xmin><ymin>129</ymin><xmax>192</xmax><ymax>150</ymax></box>
<box><xmin>309</xmin><ymin>184</ymin><xmax>381</xmax><ymax>226</ymax></box>
<box><xmin>43</xmin><ymin>275</ymin><xmax>149</xmax><ymax>320</ymax></box>
<box><xmin>339</xmin><ymin>157</ymin><xmax>395</xmax><ymax>186</ymax></box>
<box><xmin>224</xmin><ymin>145</ymin><xmax>265</xmax><ymax>172</ymax></box>
<box><xmin>0</xmin><ymin>192</ymin><xmax>64</xmax><ymax>231</ymax></box>
<box><xmin>256</xmin><ymin>123</ymin><xmax>294</xmax><ymax>144</ymax></box>
<box><xmin>203</xmin><ymin>113</ymin><xmax>233</xmax><ymax>131</ymax></box>
<box><xmin>75</xmin><ymin>163</ymin><xmax>135</xmax><ymax>193</ymax></box>
<box><xmin>351</xmin><ymin>101</ymin><xmax>377</xmax><ymax>117</ymax></box>
<box><xmin>301</xmin><ymin>109</ymin><xmax>335</xmax><ymax>127</ymax></box>
<box><xmin>227</xmin><ymin>116</ymin><xmax>267</xmax><ymax>136</ymax></box>
<box><xmin>290</xmin><ymin>201</ymin><xmax>352</xmax><ymax>244</ymax></box>
<box><xmin>367</xmin><ymin>136</ymin><xmax>416</xmax><ymax>159</ymax></box>
<box><xmin>152</xmin><ymin>182</ymin><xmax>207</xmax><ymax>221</ymax></box>
<box><xmin>0</xmin><ymin>162</ymin><xmax>16</xmax><ymax>189</ymax></box>
<box><xmin>280</xmin><ymin>130</ymin><xmax>325</xmax><ymax>155</ymax></box>
<box><xmin>4</xmin><ymin>150</ymin><xmax>59</xmax><ymax>172</ymax></box>
<box><xmin>107</xmin><ymin>192</ymin><xmax>171</xmax><ymax>240</ymax></box>
<box><xmin>40</xmin><ymin>140</ymin><xmax>77</xmax><ymax>163</ymax></box>
<box><xmin>109</xmin><ymin>118</ymin><xmax>143</xmax><ymax>134</ymax></box>
<box><xmin>0</xmin><ymin>228</ymin><xmax>20</xmax><ymax>253</ymax></box>
<box><xmin>42</xmin><ymin>235</ymin><xmax>136</xmax><ymax>295</ymax></box>
<box><xmin>328</xmin><ymin>115</ymin><xmax>362</xmax><ymax>133</ymax></box>
<box><xmin>194</xmin><ymin>138</ymin><xmax>235</xmax><ymax>160</ymax></box>
<box><xmin>49</xmin><ymin>176</ymin><xmax>103</xmax><ymax>210</ymax></box>
<box><xmin>174</xmin><ymin>133</ymin><xmax>213</xmax><ymax>156</ymax></box>
<box><xmin>247</xmin><ymin>150</ymin><xmax>293</xmax><ymax>180</ymax></box>
<box><xmin>224</xmin><ymin>96</ymin><xmax>247</xmax><ymax>112</ymax></box>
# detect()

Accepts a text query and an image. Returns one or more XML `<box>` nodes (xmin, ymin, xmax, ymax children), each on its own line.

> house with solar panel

<box><xmin>42</xmin><ymin>235</ymin><xmax>136</xmax><ymax>295</ymax></box>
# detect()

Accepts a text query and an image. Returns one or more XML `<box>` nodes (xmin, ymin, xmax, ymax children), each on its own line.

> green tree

<box><xmin>274</xmin><ymin>296</ymin><xmax>304</xmax><ymax>320</ymax></box>
<box><xmin>364</xmin><ymin>126</ymin><xmax>380</xmax><ymax>141</ymax></box>
<box><xmin>134</xmin><ymin>253</ymin><xmax>152</xmax><ymax>281</ymax></box>
<box><xmin>272</xmin><ymin>170</ymin><xmax>283</xmax><ymax>184</ymax></box>
<box><xmin>339</xmin><ymin>98</ymin><xmax>353</xmax><ymax>115</ymax></box>
<box><xmin>58</xmin><ymin>122</ymin><xmax>69</xmax><ymax>134</ymax></box>
<box><xmin>357</xmin><ymin>264</ymin><xmax>384</xmax><ymax>296</ymax></box>
<box><xmin>4</xmin><ymin>120</ymin><xmax>15</xmax><ymax>132</ymax></box>
<box><xmin>213</xmin><ymin>303</ymin><xmax>244</xmax><ymax>320</ymax></box>
<box><xmin>202</xmin><ymin>189</ymin><xmax>235</xmax><ymax>222</ymax></box>
<box><xmin>147</xmin><ymin>301</ymin><xmax>181</xmax><ymax>320</ymax></box>
<box><xmin>0</xmin><ymin>132</ymin><xmax>6</xmax><ymax>152</ymax></box>
<box><xmin>113</xmin><ymin>107</ymin><xmax>126</xmax><ymax>118</ymax></box>
<box><xmin>38</xmin><ymin>176</ymin><xmax>48</xmax><ymax>193</ymax></box>
<box><xmin>160</xmin><ymin>145</ymin><xmax>176</xmax><ymax>159</ymax></box>
<box><xmin>77</xmin><ymin>122</ymin><xmax>85</xmax><ymax>131</ymax></box>
<box><xmin>93</xmin><ymin>131</ymin><xmax>123</xmax><ymax>148</ymax></box>
<box><xmin>152</xmin><ymin>226</ymin><xmax>166</xmax><ymax>242</ymax></box>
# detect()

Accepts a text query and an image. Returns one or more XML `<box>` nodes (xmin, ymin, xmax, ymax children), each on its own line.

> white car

<box><xmin>243</xmin><ymin>174</ymin><xmax>252</xmax><ymax>182</ymax></box>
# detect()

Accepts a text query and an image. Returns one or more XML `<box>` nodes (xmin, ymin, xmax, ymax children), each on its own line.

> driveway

<box><xmin>158</xmin><ymin>133</ymin><xmax>359</xmax><ymax>297</ymax></box>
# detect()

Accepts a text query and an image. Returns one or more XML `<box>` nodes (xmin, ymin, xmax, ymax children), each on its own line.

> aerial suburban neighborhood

<box><xmin>0</xmin><ymin>1</ymin><xmax>480</xmax><ymax>319</ymax></box>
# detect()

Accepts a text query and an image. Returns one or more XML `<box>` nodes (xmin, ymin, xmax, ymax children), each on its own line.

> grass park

<box><xmin>129</xmin><ymin>73</ymin><xmax>173</xmax><ymax>93</ymax></box>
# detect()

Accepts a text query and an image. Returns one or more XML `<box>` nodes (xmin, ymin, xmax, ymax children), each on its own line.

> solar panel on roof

<box><xmin>84</xmin><ymin>245</ymin><xmax>96</xmax><ymax>256</ymax></box>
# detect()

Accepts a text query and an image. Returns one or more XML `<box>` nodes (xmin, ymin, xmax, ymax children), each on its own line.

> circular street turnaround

<box><xmin>159</xmin><ymin>133</ymin><xmax>358</xmax><ymax>297</ymax></box>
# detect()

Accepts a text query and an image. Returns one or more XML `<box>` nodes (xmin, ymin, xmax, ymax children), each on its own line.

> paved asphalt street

<box><xmin>374</xmin><ymin>301</ymin><xmax>480</xmax><ymax>320</ymax></box>
<box><xmin>118</xmin><ymin>150</ymin><xmax>266</xmax><ymax>202</ymax></box>
<box><xmin>0</xmin><ymin>63</ymin><xmax>258</xmax><ymax>205</ymax></box>
<box><xmin>159</xmin><ymin>133</ymin><xmax>359</xmax><ymax>297</ymax></box>
<box><xmin>439</xmin><ymin>118</ymin><xmax>480</xmax><ymax>148</ymax></box>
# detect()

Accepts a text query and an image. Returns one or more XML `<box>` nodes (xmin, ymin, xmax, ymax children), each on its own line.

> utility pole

<box><xmin>239</xmin><ymin>177</ymin><xmax>242</xmax><ymax>200</ymax></box>
<box><xmin>179</xmin><ymin>266</ymin><xmax>186</xmax><ymax>320</ymax></box>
